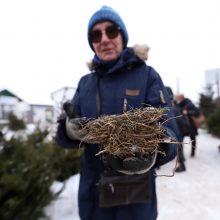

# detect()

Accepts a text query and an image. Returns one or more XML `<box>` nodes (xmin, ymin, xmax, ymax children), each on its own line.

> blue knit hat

<box><xmin>87</xmin><ymin>6</ymin><xmax>129</xmax><ymax>51</ymax></box>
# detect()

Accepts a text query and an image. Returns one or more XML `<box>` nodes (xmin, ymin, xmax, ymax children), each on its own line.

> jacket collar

<box><xmin>87</xmin><ymin>44</ymin><xmax>149</xmax><ymax>75</ymax></box>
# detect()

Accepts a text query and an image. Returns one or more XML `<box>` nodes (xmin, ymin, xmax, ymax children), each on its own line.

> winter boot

<box><xmin>175</xmin><ymin>163</ymin><xmax>186</xmax><ymax>172</ymax></box>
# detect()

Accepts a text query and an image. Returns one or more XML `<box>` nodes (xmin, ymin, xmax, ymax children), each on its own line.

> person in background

<box><xmin>56</xmin><ymin>6</ymin><xmax>179</xmax><ymax>220</ymax></box>
<box><xmin>175</xmin><ymin>94</ymin><xmax>200</xmax><ymax>159</ymax></box>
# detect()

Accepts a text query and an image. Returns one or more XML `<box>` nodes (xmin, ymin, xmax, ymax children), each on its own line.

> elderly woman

<box><xmin>56</xmin><ymin>5</ymin><xmax>179</xmax><ymax>220</ymax></box>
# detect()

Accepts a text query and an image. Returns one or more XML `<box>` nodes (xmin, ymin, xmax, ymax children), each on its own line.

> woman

<box><xmin>56</xmin><ymin>6</ymin><xmax>179</xmax><ymax>220</ymax></box>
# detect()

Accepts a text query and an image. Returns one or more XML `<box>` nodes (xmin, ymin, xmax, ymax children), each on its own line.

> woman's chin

<box><xmin>101</xmin><ymin>53</ymin><xmax>118</xmax><ymax>61</ymax></box>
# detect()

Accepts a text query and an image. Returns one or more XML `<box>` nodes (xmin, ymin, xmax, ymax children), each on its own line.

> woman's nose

<box><xmin>100</xmin><ymin>31</ymin><xmax>110</xmax><ymax>42</ymax></box>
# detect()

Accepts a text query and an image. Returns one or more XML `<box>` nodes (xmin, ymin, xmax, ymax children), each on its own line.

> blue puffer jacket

<box><xmin>56</xmin><ymin>47</ymin><xmax>179</xmax><ymax>220</ymax></box>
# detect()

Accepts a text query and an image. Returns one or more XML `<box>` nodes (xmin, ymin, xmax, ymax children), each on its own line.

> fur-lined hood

<box><xmin>87</xmin><ymin>44</ymin><xmax>149</xmax><ymax>71</ymax></box>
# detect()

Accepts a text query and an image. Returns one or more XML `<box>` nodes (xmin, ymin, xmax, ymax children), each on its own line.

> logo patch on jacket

<box><xmin>125</xmin><ymin>89</ymin><xmax>140</xmax><ymax>96</ymax></box>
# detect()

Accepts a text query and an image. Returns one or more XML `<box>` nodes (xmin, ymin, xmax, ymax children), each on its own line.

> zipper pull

<box><xmin>123</xmin><ymin>98</ymin><xmax>128</xmax><ymax>113</ymax></box>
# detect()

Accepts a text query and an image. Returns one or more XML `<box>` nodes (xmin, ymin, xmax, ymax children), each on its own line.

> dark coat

<box><xmin>172</xmin><ymin>104</ymin><xmax>190</xmax><ymax>139</ymax></box>
<box><xmin>56</xmin><ymin>47</ymin><xmax>179</xmax><ymax>220</ymax></box>
<box><xmin>177</xmin><ymin>98</ymin><xmax>200</xmax><ymax>136</ymax></box>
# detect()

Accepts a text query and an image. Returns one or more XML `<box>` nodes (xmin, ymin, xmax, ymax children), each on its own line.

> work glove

<box><xmin>104</xmin><ymin>152</ymin><xmax>157</xmax><ymax>175</ymax></box>
<box><xmin>65</xmin><ymin>117</ymin><xmax>89</xmax><ymax>142</ymax></box>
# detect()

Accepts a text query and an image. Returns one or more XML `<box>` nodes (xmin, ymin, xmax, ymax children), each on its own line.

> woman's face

<box><xmin>91</xmin><ymin>21</ymin><xmax>124</xmax><ymax>61</ymax></box>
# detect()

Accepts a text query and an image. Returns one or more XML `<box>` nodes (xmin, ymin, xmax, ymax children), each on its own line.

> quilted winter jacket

<box><xmin>56</xmin><ymin>46</ymin><xmax>179</xmax><ymax>220</ymax></box>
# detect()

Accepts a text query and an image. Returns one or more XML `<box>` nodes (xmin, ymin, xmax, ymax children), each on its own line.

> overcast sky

<box><xmin>1</xmin><ymin>0</ymin><xmax>220</xmax><ymax>105</ymax></box>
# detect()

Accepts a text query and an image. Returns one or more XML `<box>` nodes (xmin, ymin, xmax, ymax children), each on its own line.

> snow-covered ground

<box><xmin>157</xmin><ymin>129</ymin><xmax>220</xmax><ymax>220</ymax></box>
<box><xmin>45</xmin><ymin>129</ymin><xmax>220</xmax><ymax>220</ymax></box>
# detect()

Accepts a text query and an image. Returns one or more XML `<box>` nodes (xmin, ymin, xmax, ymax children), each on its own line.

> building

<box><xmin>205</xmin><ymin>68</ymin><xmax>220</xmax><ymax>98</ymax></box>
<box><xmin>0</xmin><ymin>89</ymin><xmax>54</xmax><ymax>125</ymax></box>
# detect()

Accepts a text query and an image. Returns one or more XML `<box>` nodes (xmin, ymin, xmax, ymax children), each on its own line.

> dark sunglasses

<box><xmin>90</xmin><ymin>25</ymin><xmax>121</xmax><ymax>43</ymax></box>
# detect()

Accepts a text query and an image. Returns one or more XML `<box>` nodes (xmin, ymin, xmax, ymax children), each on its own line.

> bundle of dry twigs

<box><xmin>83</xmin><ymin>107</ymin><xmax>167</xmax><ymax>158</ymax></box>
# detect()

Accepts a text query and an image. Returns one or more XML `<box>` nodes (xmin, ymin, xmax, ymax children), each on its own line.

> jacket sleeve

<box><xmin>155</xmin><ymin>123</ymin><xmax>178</xmax><ymax>167</ymax></box>
<box><xmin>185</xmin><ymin>99</ymin><xmax>200</xmax><ymax>117</ymax></box>
<box><xmin>145</xmin><ymin>67</ymin><xmax>180</xmax><ymax>166</ymax></box>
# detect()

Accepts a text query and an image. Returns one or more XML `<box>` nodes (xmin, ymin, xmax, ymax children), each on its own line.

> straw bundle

<box><xmin>83</xmin><ymin>107</ymin><xmax>167</xmax><ymax>158</ymax></box>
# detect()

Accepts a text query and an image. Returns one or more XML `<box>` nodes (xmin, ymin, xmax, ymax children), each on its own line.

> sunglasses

<box><xmin>90</xmin><ymin>25</ymin><xmax>121</xmax><ymax>43</ymax></box>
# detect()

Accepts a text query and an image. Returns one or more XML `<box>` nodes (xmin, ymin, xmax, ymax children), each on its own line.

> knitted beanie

<box><xmin>87</xmin><ymin>6</ymin><xmax>129</xmax><ymax>51</ymax></box>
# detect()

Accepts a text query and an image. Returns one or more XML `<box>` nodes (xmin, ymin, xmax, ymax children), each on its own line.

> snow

<box><xmin>45</xmin><ymin>175</ymin><xmax>80</xmax><ymax>220</ymax></box>
<box><xmin>45</xmin><ymin>129</ymin><xmax>220</xmax><ymax>220</ymax></box>
<box><xmin>157</xmin><ymin>129</ymin><xmax>220</xmax><ymax>220</ymax></box>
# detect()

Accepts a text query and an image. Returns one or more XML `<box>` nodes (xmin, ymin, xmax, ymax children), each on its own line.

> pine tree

<box><xmin>0</xmin><ymin>113</ymin><xmax>82</xmax><ymax>220</ymax></box>
<box><xmin>199</xmin><ymin>84</ymin><xmax>217</xmax><ymax>117</ymax></box>
<box><xmin>7</xmin><ymin>113</ymin><xmax>26</xmax><ymax>131</ymax></box>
